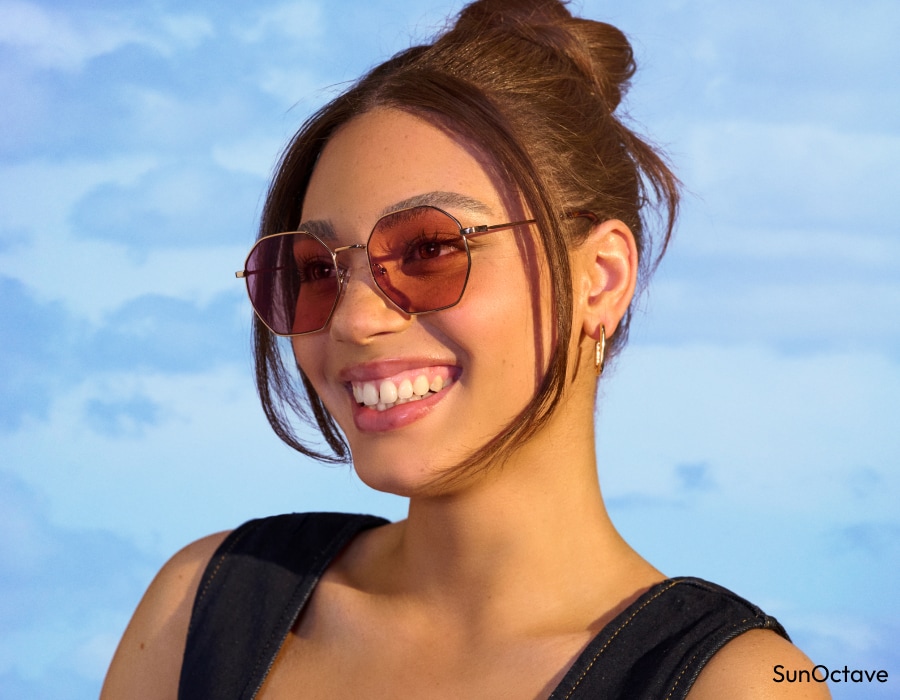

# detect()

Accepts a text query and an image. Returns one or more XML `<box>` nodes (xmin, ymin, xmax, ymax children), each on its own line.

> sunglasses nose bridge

<box><xmin>328</xmin><ymin>243</ymin><xmax>400</xmax><ymax>311</ymax></box>
<box><xmin>332</xmin><ymin>242</ymin><xmax>367</xmax><ymax>255</ymax></box>
<box><xmin>332</xmin><ymin>242</ymin><xmax>389</xmax><ymax>283</ymax></box>
<box><xmin>332</xmin><ymin>243</ymin><xmax>373</xmax><ymax>278</ymax></box>
<box><xmin>324</xmin><ymin>263</ymin><xmax>413</xmax><ymax>344</ymax></box>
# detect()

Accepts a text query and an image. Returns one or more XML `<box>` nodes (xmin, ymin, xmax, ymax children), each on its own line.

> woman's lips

<box><xmin>350</xmin><ymin>382</ymin><xmax>454</xmax><ymax>432</ymax></box>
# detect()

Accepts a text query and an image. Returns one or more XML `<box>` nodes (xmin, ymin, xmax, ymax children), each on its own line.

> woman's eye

<box><xmin>405</xmin><ymin>232</ymin><xmax>464</xmax><ymax>261</ymax></box>
<box><xmin>416</xmin><ymin>241</ymin><xmax>447</xmax><ymax>259</ymax></box>
<box><xmin>296</xmin><ymin>258</ymin><xmax>337</xmax><ymax>282</ymax></box>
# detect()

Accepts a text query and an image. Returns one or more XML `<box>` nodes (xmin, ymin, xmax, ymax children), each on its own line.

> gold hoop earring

<box><xmin>595</xmin><ymin>325</ymin><xmax>607</xmax><ymax>377</ymax></box>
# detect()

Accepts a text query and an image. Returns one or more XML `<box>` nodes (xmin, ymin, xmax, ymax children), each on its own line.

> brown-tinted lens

<box><xmin>368</xmin><ymin>207</ymin><xmax>470</xmax><ymax>313</ymax></box>
<box><xmin>244</xmin><ymin>233</ymin><xmax>339</xmax><ymax>335</ymax></box>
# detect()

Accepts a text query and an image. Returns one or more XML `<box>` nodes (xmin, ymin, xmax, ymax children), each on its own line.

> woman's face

<box><xmin>294</xmin><ymin>108</ymin><xmax>553</xmax><ymax>496</ymax></box>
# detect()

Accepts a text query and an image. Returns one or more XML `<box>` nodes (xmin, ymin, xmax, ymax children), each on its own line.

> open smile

<box><xmin>337</xmin><ymin>359</ymin><xmax>463</xmax><ymax>432</ymax></box>
<box><xmin>350</xmin><ymin>367</ymin><xmax>457</xmax><ymax>412</ymax></box>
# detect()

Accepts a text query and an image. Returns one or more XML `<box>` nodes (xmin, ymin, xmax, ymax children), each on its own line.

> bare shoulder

<box><xmin>687</xmin><ymin>629</ymin><xmax>831</xmax><ymax>699</ymax></box>
<box><xmin>100</xmin><ymin>530</ymin><xmax>230</xmax><ymax>700</ymax></box>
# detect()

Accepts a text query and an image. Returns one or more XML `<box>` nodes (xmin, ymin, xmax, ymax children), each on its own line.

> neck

<box><xmin>361</xmin><ymin>394</ymin><xmax>660</xmax><ymax>628</ymax></box>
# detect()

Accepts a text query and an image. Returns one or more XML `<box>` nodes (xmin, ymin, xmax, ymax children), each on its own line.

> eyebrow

<box><xmin>381</xmin><ymin>191</ymin><xmax>494</xmax><ymax>217</ymax></box>
<box><xmin>298</xmin><ymin>191</ymin><xmax>494</xmax><ymax>240</ymax></box>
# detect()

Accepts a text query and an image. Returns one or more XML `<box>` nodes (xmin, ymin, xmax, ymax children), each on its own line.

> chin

<box><xmin>350</xmin><ymin>449</ymin><xmax>473</xmax><ymax>500</ymax></box>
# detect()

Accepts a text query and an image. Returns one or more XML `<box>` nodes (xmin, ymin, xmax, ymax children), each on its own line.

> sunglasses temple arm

<box><xmin>461</xmin><ymin>218</ymin><xmax>537</xmax><ymax>238</ymax></box>
<box><xmin>461</xmin><ymin>211</ymin><xmax>596</xmax><ymax>240</ymax></box>
<box><xmin>236</xmin><ymin>264</ymin><xmax>293</xmax><ymax>279</ymax></box>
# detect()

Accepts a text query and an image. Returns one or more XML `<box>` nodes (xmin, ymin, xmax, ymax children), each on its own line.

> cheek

<box><xmin>291</xmin><ymin>337</ymin><xmax>328</xmax><ymax>396</ymax></box>
<box><xmin>451</xmin><ymin>247</ymin><xmax>552</xmax><ymax>390</ymax></box>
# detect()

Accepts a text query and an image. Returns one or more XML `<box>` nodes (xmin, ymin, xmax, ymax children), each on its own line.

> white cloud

<box><xmin>684</xmin><ymin>121</ymin><xmax>900</xmax><ymax>229</ymax></box>
<box><xmin>0</xmin><ymin>0</ymin><xmax>142</xmax><ymax>72</ymax></box>
<box><xmin>791</xmin><ymin>613</ymin><xmax>883</xmax><ymax>656</ymax></box>
<box><xmin>118</xmin><ymin>87</ymin><xmax>259</xmax><ymax>150</ymax></box>
<box><xmin>787</xmin><ymin>611</ymin><xmax>900</xmax><ymax>692</ymax></box>
<box><xmin>597</xmin><ymin>343</ymin><xmax>900</xmax><ymax>518</ymax></box>
<box><xmin>644</xmin><ymin>276</ymin><xmax>900</xmax><ymax>349</ymax></box>
<box><xmin>158</xmin><ymin>13</ymin><xmax>215</xmax><ymax>49</ymax></box>
<box><xmin>0</xmin><ymin>156</ymin><xmax>260</xmax><ymax>321</ymax></box>
<box><xmin>232</xmin><ymin>2</ymin><xmax>324</xmax><ymax>44</ymax></box>
<box><xmin>0</xmin><ymin>234</ymin><xmax>249</xmax><ymax>322</ymax></box>
<box><xmin>0</xmin><ymin>1</ymin><xmax>213</xmax><ymax>72</ymax></box>
<box><xmin>70</xmin><ymin>160</ymin><xmax>265</xmax><ymax>243</ymax></box>
<box><xmin>212</xmin><ymin>136</ymin><xmax>286</xmax><ymax>178</ymax></box>
<box><xmin>0</xmin><ymin>470</ymin><xmax>156</xmax><ymax>688</ymax></box>
<box><xmin>256</xmin><ymin>66</ymin><xmax>330</xmax><ymax>107</ymax></box>
<box><xmin>676</xmin><ymin>225</ymin><xmax>900</xmax><ymax>270</ymax></box>
<box><xmin>0</xmin><ymin>365</ymin><xmax>407</xmax><ymax>554</ymax></box>
<box><xmin>0</xmin><ymin>156</ymin><xmax>158</xmax><ymax>232</ymax></box>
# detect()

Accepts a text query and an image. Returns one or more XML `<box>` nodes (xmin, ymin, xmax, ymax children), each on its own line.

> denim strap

<box><xmin>178</xmin><ymin>512</ymin><xmax>388</xmax><ymax>700</ymax></box>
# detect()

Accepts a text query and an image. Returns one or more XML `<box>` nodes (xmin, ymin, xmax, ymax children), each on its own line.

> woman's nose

<box><xmin>328</xmin><ymin>261</ymin><xmax>411</xmax><ymax>343</ymax></box>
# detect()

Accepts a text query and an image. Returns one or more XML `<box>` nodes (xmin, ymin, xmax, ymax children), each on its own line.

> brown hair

<box><xmin>253</xmin><ymin>0</ymin><xmax>679</xmax><ymax>467</ymax></box>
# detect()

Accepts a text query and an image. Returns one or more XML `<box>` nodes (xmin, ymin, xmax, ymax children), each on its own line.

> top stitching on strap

<box><xmin>188</xmin><ymin>522</ymin><xmax>257</xmax><ymax>632</ymax></box>
<box><xmin>561</xmin><ymin>579</ymin><xmax>680</xmax><ymax>700</ymax></box>
<box><xmin>664</xmin><ymin>613</ymin><xmax>784</xmax><ymax>699</ymax></box>
<box><xmin>663</xmin><ymin>615</ymin><xmax>753</xmax><ymax>700</ymax></box>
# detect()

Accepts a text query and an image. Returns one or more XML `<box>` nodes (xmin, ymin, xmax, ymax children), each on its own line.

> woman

<box><xmin>103</xmin><ymin>1</ymin><xmax>827</xmax><ymax>697</ymax></box>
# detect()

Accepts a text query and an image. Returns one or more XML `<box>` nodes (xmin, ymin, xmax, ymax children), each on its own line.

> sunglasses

<box><xmin>236</xmin><ymin>205</ymin><xmax>537</xmax><ymax>336</ymax></box>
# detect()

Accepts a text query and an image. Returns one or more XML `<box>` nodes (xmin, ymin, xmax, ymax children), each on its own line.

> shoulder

<box><xmin>100</xmin><ymin>530</ymin><xmax>230</xmax><ymax>700</ymax></box>
<box><xmin>687</xmin><ymin>629</ymin><xmax>832</xmax><ymax>699</ymax></box>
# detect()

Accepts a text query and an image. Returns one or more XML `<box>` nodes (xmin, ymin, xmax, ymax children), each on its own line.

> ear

<box><xmin>573</xmin><ymin>218</ymin><xmax>638</xmax><ymax>342</ymax></box>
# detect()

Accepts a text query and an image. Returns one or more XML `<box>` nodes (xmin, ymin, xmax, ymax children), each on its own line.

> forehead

<box><xmin>300</xmin><ymin>108</ymin><xmax>508</xmax><ymax>230</ymax></box>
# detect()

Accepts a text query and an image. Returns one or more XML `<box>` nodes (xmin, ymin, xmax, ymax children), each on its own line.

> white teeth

<box><xmin>412</xmin><ymin>375</ymin><xmax>430</xmax><ymax>396</ymax></box>
<box><xmin>353</xmin><ymin>373</ymin><xmax>453</xmax><ymax>410</ymax></box>
<box><xmin>362</xmin><ymin>383</ymin><xmax>379</xmax><ymax>406</ymax></box>
<box><xmin>379</xmin><ymin>380</ymin><xmax>398</xmax><ymax>404</ymax></box>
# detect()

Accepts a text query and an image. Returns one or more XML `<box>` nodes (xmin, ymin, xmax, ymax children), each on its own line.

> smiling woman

<box><xmin>100</xmin><ymin>1</ymin><xmax>829</xmax><ymax>698</ymax></box>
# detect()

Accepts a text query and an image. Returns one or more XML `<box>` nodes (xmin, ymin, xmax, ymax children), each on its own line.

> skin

<box><xmin>101</xmin><ymin>109</ymin><xmax>829</xmax><ymax>699</ymax></box>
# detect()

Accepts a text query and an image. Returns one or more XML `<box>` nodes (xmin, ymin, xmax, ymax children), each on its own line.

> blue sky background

<box><xmin>1</xmin><ymin>1</ymin><xmax>898</xmax><ymax>698</ymax></box>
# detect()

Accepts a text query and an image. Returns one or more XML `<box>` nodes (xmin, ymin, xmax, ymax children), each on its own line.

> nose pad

<box><xmin>328</xmin><ymin>256</ymin><xmax>409</xmax><ymax>340</ymax></box>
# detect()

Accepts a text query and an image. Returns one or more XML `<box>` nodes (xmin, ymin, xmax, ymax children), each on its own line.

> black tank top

<box><xmin>179</xmin><ymin>513</ymin><xmax>788</xmax><ymax>699</ymax></box>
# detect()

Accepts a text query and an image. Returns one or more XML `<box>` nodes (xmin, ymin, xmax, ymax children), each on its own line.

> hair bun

<box><xmin>454</xmin><ymin>0</ymin><xmax>572</xmax><ymax>26</ymax></box>
<box><xmin>451</xmin><ymin>0</ymin><xmax>634</xmax><ymax>111</ymax></box>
